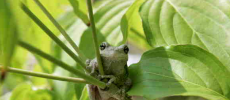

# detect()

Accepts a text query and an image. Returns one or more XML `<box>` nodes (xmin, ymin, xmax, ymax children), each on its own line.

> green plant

<box><xmin>1</xmin><ymin>0</ymin><xmax>230</xmax><ymax>100</ymax></box>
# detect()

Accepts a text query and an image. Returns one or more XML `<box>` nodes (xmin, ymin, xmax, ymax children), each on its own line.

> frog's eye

<box><xmin>124</xmin><ymin>46</ymin><xmax>129</xmax><ymax>54</ymax></box>
<box><xmin>100</xmin><ymin>42</ymin><xmax>107</xmax><ymax>50</ymax></box>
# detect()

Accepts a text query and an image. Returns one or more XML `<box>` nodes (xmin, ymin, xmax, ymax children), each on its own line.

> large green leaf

<box><xmin>139</xmin><ymin>0</ymin><xmax>230</xmax><ymax>73</ymax></box>
<box><xmin>128</xmin><ymin>45</ymin><xmax>230</xmax><ymax>100</ymax></box>
<box><xmin>0</xmin><ymin>0</ymin><xmax>18</xmax><ymax>68</ymax></box>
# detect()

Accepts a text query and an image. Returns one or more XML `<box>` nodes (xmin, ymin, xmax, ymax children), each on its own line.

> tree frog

<box><xmin>86</xmin><ymin>42</ymin><xmax>132</xmax><ymax>100</ymax></box>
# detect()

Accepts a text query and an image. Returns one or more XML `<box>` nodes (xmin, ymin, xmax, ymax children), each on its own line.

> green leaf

<box><xmin>75</xmin><ymin>83</ymin><xmax>85</xmax><ymax>100</ymax></box>
<box><xmin>10</xmin><ymin>84</ymin><xmax>32</xmax><ymax>100</ymax></box>
<box><xmin>68</xmin><ymin>0</ymin><xmax>89</xmax><ymax>24</ymax></box>
<box><xmin>79</xmin><ymin>86</ymin><xmax>89</xmax><ymax>100</ymax></box>
<box><xmin>57</xmin><ymin>11</ymin><xmax>78</xmax><ymax>31</ymax></box>
<box><xmin>159</xmin><ymin>96</ymin><xmax>206</xmax><ymax>100</ymax></box>
<box><xmin>120</xmin><ymin>0</ymin><xmax>151</xmax><ymax>50</ymax></box>
<box><xmin>52</xmin><ymin>67</ymin><xmax>80</xmax><ymax>100</ymax></box>
<box><xmin>51</xmin><ymin>66</ymin><xmax>85</xmax><ymax>100</ymax></box>
<box><xmin>0</xmin><ymin>0</ymin><xmax>18</xmax><ymax>68</ymax></box>
<box><xmin>31</xmin><ymin>64</ymin><xmax>48</xmax><ymax>86</ymax></box>
<box><xmin>3</xmin><ymin>73</ymin><xmax>26</xmax><ymax>90</ymax></box>
<box><xmin>139</xmin><ymin>0</ymin><xmax>230</xmax><ymax>73</ymax></box>
<box><xmin>0</xmin><ymin>84</ymin><xmax>2</xmax><ymax>97</ymax></box>
<box><xmin>128</xmin><ymin>45</ymin><xmax>230</xmax><ymax>100</ymax></box>
<box><xmin>10</xmin><ymin>83</ymin><xmax>56</xmax><ymax>100</ymax></box>
<box><xmin>29</xmin><ymin>89</ymin><xmax>56</xmax><ymax>100</ymax></box>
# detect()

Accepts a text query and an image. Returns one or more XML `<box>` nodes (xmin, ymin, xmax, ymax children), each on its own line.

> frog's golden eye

<box><xmin>100</xmin><ymin>42</ymin><xmax>107</xmax><ymax>50</ymax></box>
<box><xmin>124</xmin><ymin>46</ymin><xmax>129</xmax><ymax>54</ymax></box>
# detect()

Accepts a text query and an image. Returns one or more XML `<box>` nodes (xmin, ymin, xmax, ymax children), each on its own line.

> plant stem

<box><xmin>33</xmin><ymin>0</ymin><xmax>87</xmax><ymax>61</ymax></box>
<box><xmin>0</xmin><ymin>67</ymin><xmax>89</xmax><ymax>84</ymax></box>
<box><xmin>86</xmin><ymin>0</ymin><xmax>104</xmax><ymax>75</ymax></box>
<box><xmin>18</xmin><ymin>41</ymin><xmax>106</xmax><ymax>88</ymax></box>
<box><xmin>21</xmin><ymin>3</ymin><xmax>87</xmax><ymax>71</ymax></box>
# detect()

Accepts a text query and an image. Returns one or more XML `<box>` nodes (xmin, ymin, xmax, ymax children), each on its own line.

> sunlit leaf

<box><xmin>7</xmin><ymin>0</ymin><xmax>69</xmax><ymax>73</ymax></box>
<box><xmin>128</xmin><ymin>45</ymin><xmax>230</xmax><ymax>100</ymax></box>
<box><xmin>0</xmin><ymin>0</ymin><xmax>18</xmax><ymax>68</ymax></box>
<box><xmin>10</xmin><ymin>84</ymin><xmax>32</xmax><ymax>100</ymax></box>
<box><xmin>80</xmin><ymin>86</ymin><xmax>89</xmax><ymax>100</ymax></box>
<box><xmin>52</xmin><ymin>67</ymin><xmax>71</xmax><ymax>100</ymax></box>
<box><xmin>68</xmin><ymin>0</ymin><xmax>89</xmax><ymax>24</ymax></box>
<box><xmin>140</xmin><ymin>0</ymin><xmax>230</xmax><ymax>73</ymax></box>
<box><xmin>120</xmin><ymin>0</ymin><xmax>151</xmax><ymax>50</ymax></box>
<box><xmin>31</xmin><ymin>64</ymin><xmax>48</xmax><ymax>86</ymax></box>
<box><xmin>57</xmin><ymin>11</ymin><xmax>77</xmax><ymax>30</ymax></box>
<box><xmin>10</xmin><ymin>83</ymin><xmax>56</xmax><ymax>100</ymax></box>
<box><xmin>3</xmin><ymin>73</ymin><xmax>26</xmax><ymax>90</ymax></box>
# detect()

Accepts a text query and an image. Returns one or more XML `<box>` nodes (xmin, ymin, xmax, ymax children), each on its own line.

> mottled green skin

<box><xmin>86</xmin><ymin>42</ymin><xmax>132</xmax><ymax>100</ymax></box>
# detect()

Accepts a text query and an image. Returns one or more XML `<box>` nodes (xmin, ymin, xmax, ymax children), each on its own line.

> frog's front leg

<box><xmin>99</xmin><ymin>75</ymin><xmax>116</xmax><ymax>88</ymax></box>
<box><xmin>86</xmin><ymin>59</ymin><xmax>99</xmax><ymax>78</ymax></box>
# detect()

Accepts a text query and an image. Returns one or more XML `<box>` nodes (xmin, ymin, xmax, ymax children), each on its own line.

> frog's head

<box><xmin>99</xmin><ymin>42</ymin><xmax>129</xmax><ymax>61</ymax></box>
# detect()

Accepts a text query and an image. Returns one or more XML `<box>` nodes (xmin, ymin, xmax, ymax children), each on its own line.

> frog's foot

<box><xmin>99</xmin><ymin>75</ymin><xmax>116</xmax><ymax>89</ymax></box>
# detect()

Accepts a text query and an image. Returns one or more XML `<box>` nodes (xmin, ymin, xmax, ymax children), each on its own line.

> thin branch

<box><xmin>0</xmin><ymin>67</ymin><xmax>89</xmax><ymax>84</ymax></box>
<box><xmin>21</xmin><ymin>3</ymin><xmax>87</xmax><ymax>71</ymax></box>
<box><xmin>33</xmin><ymin>0</ymin><xmax>87</xmax><ymax>61</ymax></box>
<box><xmin>18</xmin><ymin>41</ymin><xmax>106</xmax><ymax>88</ymax></box>
<box><xmin>86</xmin><ymin>0</ymin><xmax>104</xmax><ymax>75</ymax></box>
